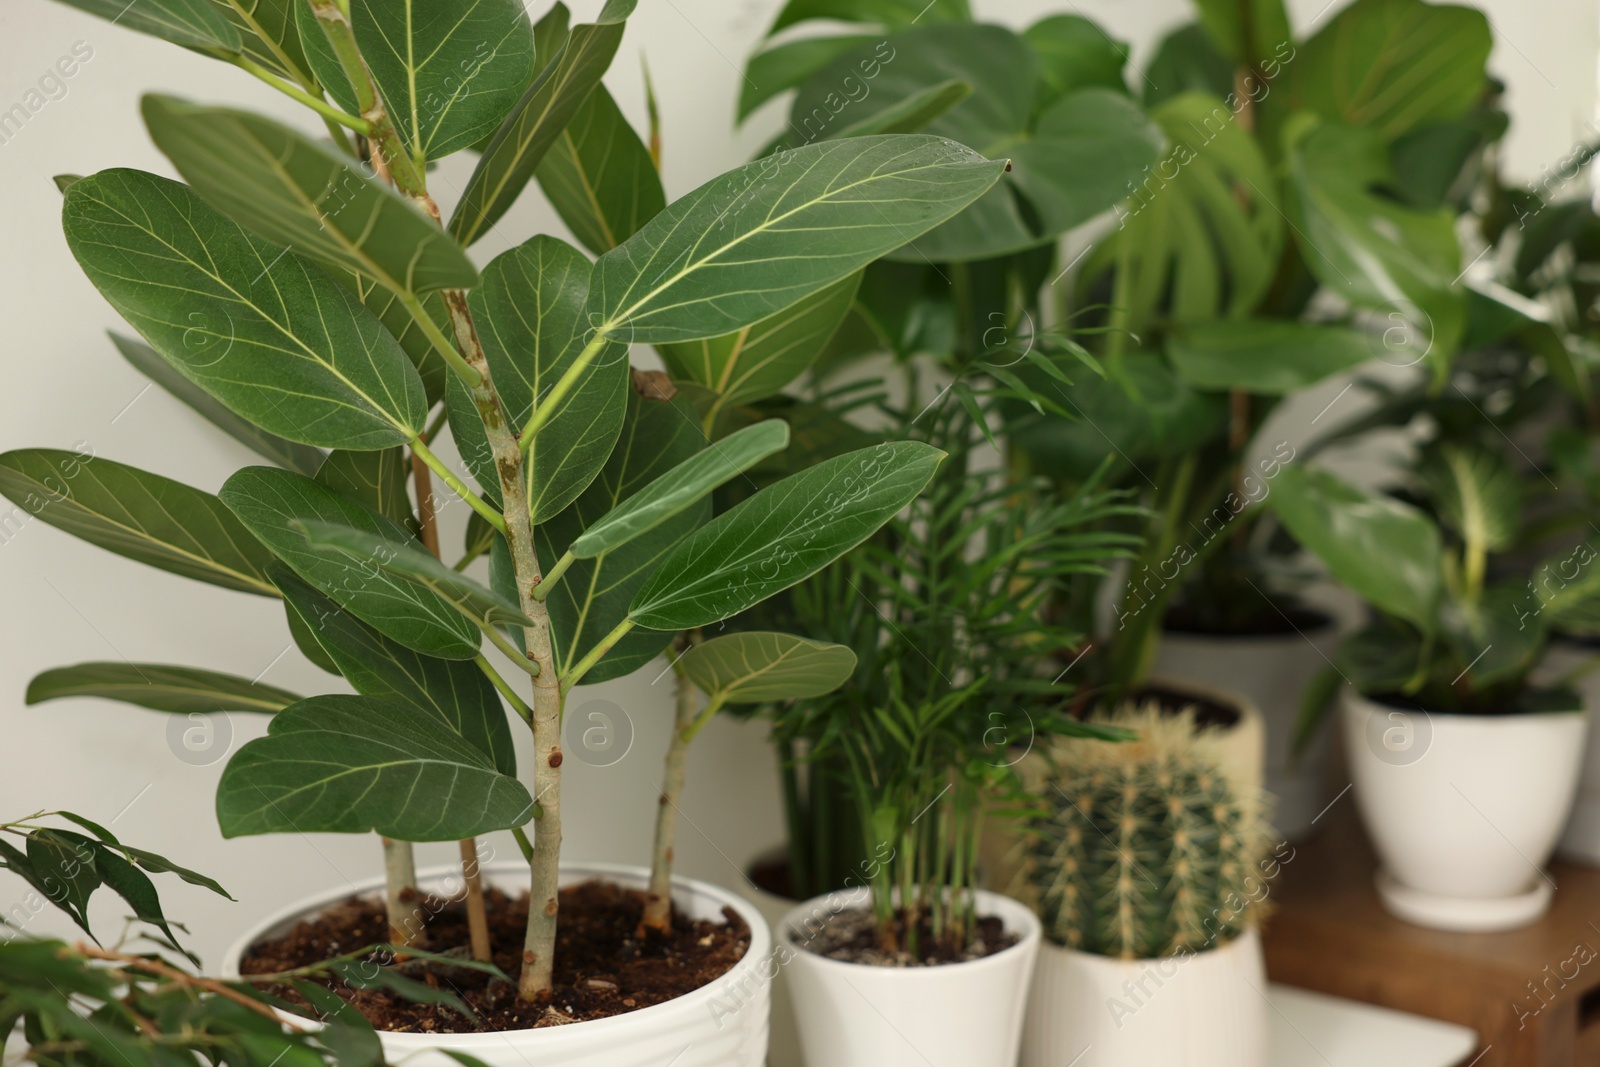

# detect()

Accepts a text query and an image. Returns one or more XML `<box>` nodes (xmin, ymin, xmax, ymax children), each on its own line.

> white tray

<box><xmin>1269</xmin><ymin>983</ymin><xmax>1478</xmax><ymax>1066</ymax></box>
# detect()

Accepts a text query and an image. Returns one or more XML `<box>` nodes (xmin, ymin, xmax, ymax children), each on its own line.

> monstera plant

<box><xmin>4</xmin><ymin>0</ymin><xmax>1006</xmax><ymax>1007</ymax></box>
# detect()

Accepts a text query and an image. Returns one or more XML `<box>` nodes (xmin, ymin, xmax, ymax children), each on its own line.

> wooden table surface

<box><xmin>1263</xmin><ymin>801</ymin><xmax>1600</xmax><ymax>1067</ymax></box>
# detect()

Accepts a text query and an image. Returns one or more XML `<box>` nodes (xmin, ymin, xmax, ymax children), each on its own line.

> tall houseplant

<box><xmin>6</xmin><ymin>0</ymin><xmax>1006</xmax><ymax>1039</ymax></box>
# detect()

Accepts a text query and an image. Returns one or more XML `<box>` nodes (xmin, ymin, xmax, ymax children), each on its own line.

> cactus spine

<box><xmin>1022</xmin><ymin>702</ymin><xmax>1270</xmax><ymax>959</ymax></box>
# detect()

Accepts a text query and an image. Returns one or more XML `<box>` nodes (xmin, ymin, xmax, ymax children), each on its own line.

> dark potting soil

<box><xmin>1134</xmin><ymin>683</ymin><xmax>1240</xmax><ymax>730</ymax></box>
<box><xmin>748</xmin><ymin>854</ymin><xmax>794</xmax><ymax>901</ymax></box>
<box><xmin>1163</xmin><ymin>604</ymin><xmax>1331</xmax><ymax>637</ymax></box>
<box><xmin>238</xmin><ymin>881</ymin><xmax>750</xmax><ymax>1032</ymax></box>
<box><xmin>793</xmin><ymin>905</ymin><xmax>1018</xmax><ymax>968</ymax></box>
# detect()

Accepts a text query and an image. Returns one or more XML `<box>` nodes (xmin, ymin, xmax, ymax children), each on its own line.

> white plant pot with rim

<box><xmin>1341</xmin><ymin>689</ymin><xmax>1589</xmax><ymax>931</ymax></box>
<box><xmin>220</xmin><ymin>861</ymin><xmax>771</xmax><ymax>1067</ymax></box>
<box><xmin>1535</xmin><ymin>639</ymin><xmax>1600</xmax><ymax>865</ymax></box>
<box><xmin>736</xmin><ymin>847</ymin><xmax>801</xmax><ymax>1067</ymax></box>
<box><xmin>779</xmin><ymin>884</ymin><xmax>1040</xmax><ymax>1067</ymax></box>
<box><xmin>1154</xmin><ymin>614</ymin><xmax>1339</xmax><ymax>840</ymax></box>
<box><xmin>1020</xmin><ymin>927</ymin><xmax>1267</xmax><ymax>1067</ymax></box>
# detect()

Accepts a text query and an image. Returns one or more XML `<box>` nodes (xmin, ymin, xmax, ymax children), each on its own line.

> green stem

<box><xmin>401</xmin><ymin>292</ymin><xmax>483</xmax><ymax>386</ymax></box>
<box><xmin>512</xmin><ymin>827</ymin><xmax>534</xmax><ymax>863</ymax></box>
<box><xmin>533</xmin><ymin>550</ymin><xmax>575</xmax><ymax>602</ymax></box>
<box><xmin>521</xmin><ymin>332</ymin><xmax>612</xmax><ymax>448</ymax></box>
<box><xmin>231</xmin><ymin>55</ymin><xmax>370</xmax><ymax>133</ymax></box>
<box><xmin>409</xmin><ymin>437</ymin><xmax>504</xmax><ymax>533</ymax></box>
<box><xmin>680</xmin><ymin>692</ymin><xmax>726</xmax><ymax>744</ymax></box>
<box><xmin>475</xmin><ymin>654</ymin><xmax>534</xmax><ymax>723</ymax></box>
<box><xmin>560</xmin><ymin>618</ymin><xmax>636</xmax><ymax>693</ymax></box>
<box><xmin>482</xmin><ymin>624</ymin><xmax>541</xmax><ymax>676</ymax></box>
<box><xmin>306</xmin><ymin>0</ymin><xmax>426</xmax><ymax>193</ymax></box>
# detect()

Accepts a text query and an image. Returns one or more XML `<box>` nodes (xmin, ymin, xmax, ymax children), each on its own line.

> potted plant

<box><xmin>754</xmin><ymin>376</ymin><xmax>1139</xmax><ymax>1067</ymax></box>
<box><xmin>1270</xmin><ymin>450</ymin><xmax>1594</xmax><ymax>930</ymax></box>
<box><xmin>1015</xmin><ymin>701</ymin><xmax>1279</xmax><ymax>1067</ymax></box>
<box><xmin>5</xmin><ymin>0</ymin><xmax>1010</xmax><ymax>1060</ymax></box>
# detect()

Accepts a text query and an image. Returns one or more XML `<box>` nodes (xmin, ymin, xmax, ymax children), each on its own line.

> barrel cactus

<box><xmin>1020</xmin><ymin>702</ymin><xmax>1272</xmax><ymax>959</ymax></box>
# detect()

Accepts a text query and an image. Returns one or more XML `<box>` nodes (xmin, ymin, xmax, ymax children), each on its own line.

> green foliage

<box><xmin>536</xmin><ymin>84</ymin><xmax>665</xmax><ymax>255</ymax></box>
<box><xmin>27</xmin><ymin>663</ymin><xmax>301</xmax><ymax>714</ymax></box>
<box><xmin>1023</xmin><ymin>703</ymin><xmax>1272</xmax><ymax>958</ymax></box>
<box><xmin>679</xmin><ymin>632</ymin><xmax>856</xmax><ymax>705</ymax></box>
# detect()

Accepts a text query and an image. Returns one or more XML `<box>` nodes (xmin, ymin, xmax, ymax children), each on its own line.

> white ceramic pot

<box><xmin>221</xmin><ymin>861</ymin><xmax>771</xmax><ymax>1067</ymax></box>
<box><xmin>1155</xmin><ymin>620</ymin><xmax>1339</xmax><ymax>840</ymax></box>
<box><xmin>1536</xmin><ymin>640</ymin><xmax>1600</xmax><ymax>865</ymax></box>
<box><xmin>778</xmin><ymin>885</ymin><xmax>1039</xmax><ymax>1067</ymax></box>
<box><xmin>736</xmin><ymin>849</ymin><xmax>801</xmax><ymax>1067</ymax></box>
<box><xmin>1341</xmin><ymin>689</ymin><xmax>1589</xmax><ymax>931</ymax></box>
<box><xmin>1020</xmin><ymin>928</ymin><xmax>1267</xmax><ymax>1067</ymax></box>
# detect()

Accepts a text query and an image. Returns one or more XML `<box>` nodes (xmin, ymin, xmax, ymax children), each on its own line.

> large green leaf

<box><xmin>451</xmin><ymin>236</ymin><xmax>627</xmax><ymax>521</ymax></box>
<box><xmin>0</xmin><ymin>450</ymin><xmax>276</xmax><ymax>596</ymax></box>
<box><xmin>220</xmin><ymin>467</ymin><xmax>479</xmax><ymax>658</ymax></box>
<box><xmin>142</xmin><ymin>97</ymin><xmax>479</xmax><ymax>297</ymax></box>
<box><xmin>1192</xmin><ymin>0</ymin><xmax>1290</xmax><ymax>66</ymax></box>
<box><xmin>681</xmin><ymin>632</ymin><xmax>856</xmax><ymax>704</ymax></box>
<box><xmin>217</xmin><ymin>695</ymin><xmax>534</xmax><ymax>840</ymax></box>
<box><xmin>589</xmin><ymin>134</ymin><xmax>1005</xmax><ymax>342</ymax></box>
<box><xmin>538</xmin><ymin>391</ymin><xmax>706</xmax><ymax>682</ymax></box>
<box><xmin>1023</xmin><ymin>15</ymin><xmax>1131</xmax><ymax>107</ymax></box>
<box><xmin>294</xmin><ymin>521</ymin><xmax>533</xmax><ymax>632</ymax></box>
<box><xmin>1167</xmin><ymin>320</ymin><xmax>1372</xmax><ymax>394</ymax></box>
<box><xmin>631</xmin><ymin>441</ymin><xmax>943</xmax><ymax>630</ymax></box>
<box><xmin>110</xmin><ymin>333</ymin><xmax>324</xmax><ymax>477</ymax></box>
<box><xmin>64</xmin><ymin>170</ymin><xmax>428</xmax><ymax>451</ymax></box>
<box><xmin>1143</xmin><ymin>23</ymin><xmax>1234</xmax><ymax>109</ymax></box>
<box><xmin>1081</xmin><ymin>92</ymin><xmax>1281</xmax><ymax>332</ymax></box>
<box><xmin>536</xmin><ymin>84</ymin><xmax>665</xmax><ymax>256</ymax></box>
<box><xmin>1269</xmin><ymin>466</ymin><xmax>1442</xmax><ymax>630</ymax></box>
<box><xmin>569</xmin><ymin>420</ymin><xmax>790</xmax><ymax>559</ymax></box>
<box><xmin>350</xmin><ymin>0</ymin><xmax>537</xmax><ymax>162</ymax></box>
<box><xmin>450</xmin><ymin>0</ymin><xmax>637</xmax><ymax>246</ymax></box>
<box><xmin>46</xmin><ymin>0</ymin><xmax>240</xmax><ymax>50</ymax></box>
<box><xmin>272</xmin><ymin>566</ymin><xmax>515</xmax><ymax>775</ymax></box>
<box><xmin>315</xmin><ymin>448</ymin><xmax>413</xmax><ymax>529</ymax></box>
<box><xmin>738</xmin><ymin>35</ymin><xmax>877</xmax><ymax>123</ymax></box>
<box><xmin>27</xmin><ymin>663</ymin><xmax>299</xmax><ymax>713</ymax></box>
<box><xmin>343</xmin><ymin>281</ymin><xmax>451</xmax><ymax>406</ymax></box>
<box><xmin>658</xmin><ymin>273</ymin><xmax>859</xmax><ymax>416</ymax></box>
<box><xmin>782</xmin><ymin>27</ymin><xmax>1159</xmax><ymax>261</ymax></box>
<box><xmin>211</xmin><ymin>0</ymin><xmax>313</xmax><ymax>83</ymax></box>
<box><xmin>1285</xmin><ymin>118</ymin><xmax>1464</xmax><ymax>378</ymax></box>
<box><xmin>767</xmin><ymin>0</ymin><xmax>969</xmax><ymax>34</ymax></box>
<box><xmin>1286</xmin><ymin>0</ymin><xmax>1491</xmax><ymax>142</ymax></box>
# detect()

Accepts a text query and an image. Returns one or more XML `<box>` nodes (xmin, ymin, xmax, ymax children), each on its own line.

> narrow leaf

<box><xmin>27</xmin><ymin>663</ymin><xmax>301</xmax><ymax>713</ymax></box>
<box><xmin>536</xmin><ymin>84</ymin><xmax>665</xmax><ymax>255</ymax></box>
<box><xmin>0</xmin><ymin>449</ymin><xmax>277</xmax><ymax>596</ymax></box>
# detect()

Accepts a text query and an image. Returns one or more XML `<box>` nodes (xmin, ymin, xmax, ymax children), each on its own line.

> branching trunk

<box><xmin>381</xmin><ymin>837</ymin><xmax>425</xmax><ymax>948</ymax></box>
<box><xmin>639</xmin><ymin>644</ymin><xmax>698</xmax><ymax>935</ymax></box>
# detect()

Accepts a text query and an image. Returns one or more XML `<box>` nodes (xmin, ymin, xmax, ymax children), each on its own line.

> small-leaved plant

<box><xmin>6</xmin><ymin>0</ymin><xmax>1006</xmax><ymax>1003</ymax></box>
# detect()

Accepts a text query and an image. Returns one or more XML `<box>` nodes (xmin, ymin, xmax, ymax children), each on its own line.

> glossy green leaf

<box><xmin>315</xmin><ymin>448</ymin><xmax>413</xmax><ymax>528</ymax></box>
<box><xmin>536</xmin><ymin>85</ymin><xmax>666</xmax><ymax>255</ymax></box>
<box><xmin>1080</xmin><ymin>92</ymin><xmax>1281</xmax><ymax>332</ymax></box>
<box><xmin>45</xmin><ymin>0</ymin><xmax>240</xmax><ymax>50</ymax></box>
<box><xmin>590</xmin><ymin>134</ymin><xmax>1005</xmax><ymax>342</ymax></box>
<box><xmin>659</xmin><ymin>273</ymin><xmax>859</xmax><ymax>415</ymax></box>
<box><xmin>538</xmin><ymin>391</ymin><xmax>706</xmax><ymax>682</ymax></box>
<box><xmin>1287</xmin><ymin>0</ymin><xmax>1491</xmax><ymax>141</ymax></box>
<box><xmin>25</xmin><ymin>831</ymin><xmax>99</xmax><ymax>932</ymax></box>
<box><xmin>834</xmin><ymin>79</ymin><xmax>973</xmax><ymax>138</ymax></box>
<box><xmin>273</xmin><ymin>566</ymin><xmax>515</xmax><ymax>775</ymax></box>
<box><xmin>1285</xmin><ymin>118</ymin><xmax>1464</xmax><ymax>378</ymax></box>
<box><xmin>0</xmin><ymin>449</ymin><xmax>277</xmax><ymax>596</ymax></box>
<box><xmin>64</xmin><ymin>170</ymin><xmax>428</xmax><ymax>450</ymax></box>
<box><xmin>570</xmin><ymin>419</ymin><xmax>790</xmax><ymax>559</ymax></box>
<box><xmin>343</xmin><ymin>281</ymin><xmax>451</xmax><ymax>406</ymax></box>
<box><xmin>450</xmin><ymin>0</ymin><xmax>636</xmax><ymax>246</ymax></box>
<box><xmin>1269</xmin><ymin>466</ymin><xmax>1442</xmax><ymax>630</ymax></box>
<box><xmin>220</xmin><ymin>467</ymin><xmax>479</xmax><ymax>658</ymax></box>
<box><xmin>767</xmin><ymin>0</ymin><xmax>969</xmax><ymax>34</ymax></box>
<box><xmin>631</xmin><ymin>441</ymin><xmax>943</xmax><ymax>629</ymax></box>
<box><xmin>143</xmin><ymin>96</ymin><xmax>479</xmax><ymax>296</ymax></box>
<box><xmin>1024</xmin><ymin>15</ymin><xmax>1130</xmax><ymax>106</ymax></box>
<box><xmin>1167</xmin><ymin>320</ymin><xmax>1373</xmax><ymax>394</ymax></box>
<box><xmin>286</xmin><ymin>593</ymin><xmax>342</xmax><ymax>675</ymax></box>
<box><xmin>681</xmin><ymin>631</ymin><xmax>855</xmax><ymax>704</ymax></box>
<box><xmin>351</xmin><ymin>0</ymin><xmax>537</xmax><ymax>161</ymax></box>
<box><xmin>739</xmin><ymin>35</ymin><xmax>877</xmax><ymax>123</ymax></box>
<box><xmin>212</xmin><ymin>0</ymin><xmax>313</xmax><ymax>83</ymax></box>
<box><xmin>92</xmin><ymin>843</ymin><xmax>198</xmax><ymax>963</ymax></box>
<box><xmin>217</xmin><ymin>695</ymin><xmax>534</xmax><ymax>840</ymax></box>
<box><xmin>27</xmin><ymin>663</ymin><xmax>300</xmax><ymax>713</ymax></box>
<box><xmin>294</xmin><ymin>520</ymin><xmax>533</xmax><ymax>631</ymax></box>
<box><xmin>111</xmin><ymin>333</ymin><xmax>325</xmax><ymax>476</ymax></box>
<box><xmin>451</xmin><ymin>236</ymin><xmax>627</xmax><ymax>521</ymax></box>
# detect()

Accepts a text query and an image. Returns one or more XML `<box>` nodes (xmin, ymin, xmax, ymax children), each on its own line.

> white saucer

<box><xmin>1375</xmin><ymin>868</ymin><xmax>1553</xmax><ymax>932</ymax></box>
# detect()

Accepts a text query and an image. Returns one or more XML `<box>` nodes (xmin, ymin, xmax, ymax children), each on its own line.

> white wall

<box><xmin>0</xmin><ymin>0</ymin><xmax>1594</xmax><ymax>966</ymax></box>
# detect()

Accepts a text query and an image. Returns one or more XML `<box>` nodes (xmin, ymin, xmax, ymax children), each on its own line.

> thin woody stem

<box><xmin>639</xmin><ymin>640</ymin><xmax>697</xmax><ymax>935</ymax></box>
<box><xmin>73</xmin><ymin>945</ymin><xmax>283</xmax><ymax>1023</ymax></box>
<box><xmin>381</xmin><ymin>838</ymin><xmax>424</xmax><ymax>948</ymax></box>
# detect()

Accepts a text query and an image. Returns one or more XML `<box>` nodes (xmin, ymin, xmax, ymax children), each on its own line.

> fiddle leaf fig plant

<box><xmin>12</xmin><ymin>0</ymin><xmax>1004</xmax><ymax>1006</ymax></box>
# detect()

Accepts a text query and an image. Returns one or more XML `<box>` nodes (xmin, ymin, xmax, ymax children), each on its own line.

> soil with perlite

<box><xmin>239</xmin><ymin>881</ymin><xmax>749</xmax><ymax>1032</ymax></box>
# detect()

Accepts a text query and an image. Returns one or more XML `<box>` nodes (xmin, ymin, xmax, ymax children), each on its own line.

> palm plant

<box><xmin>6</xmin><ymin>0</ymin><xmax>1009</xmax><ymax>1006</ymax></box>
